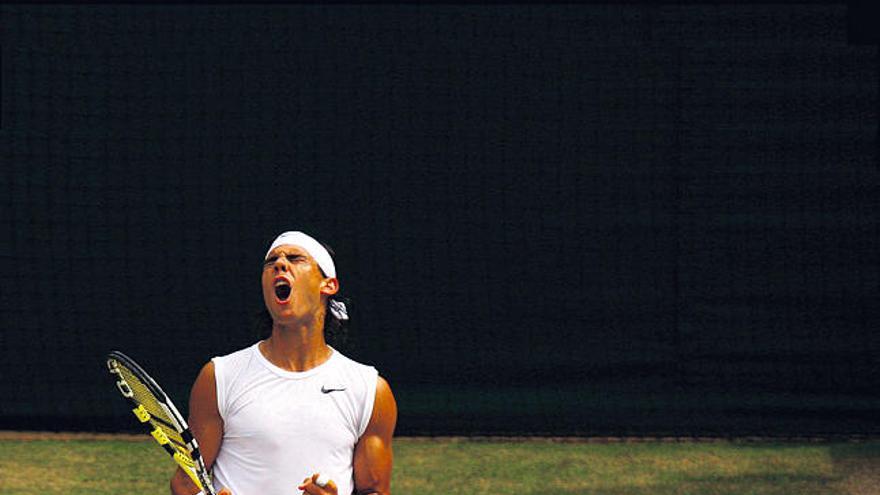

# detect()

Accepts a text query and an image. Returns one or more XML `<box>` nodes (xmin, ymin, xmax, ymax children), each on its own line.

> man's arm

<box><xmin>170</xmin><ymin>361</ymin><xmax>225</xmax><ymax>495</ymax></box>
<box><xmin>353</xmin><ymin>376</ymin><xmax>398</xmax><ymax>495</ymax></box>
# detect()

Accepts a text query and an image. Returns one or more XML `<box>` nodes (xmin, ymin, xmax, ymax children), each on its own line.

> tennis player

<box><xmin>170</xmin><ymin>231</ymin><xmax>397</xmax><ymax>495</ymax></box>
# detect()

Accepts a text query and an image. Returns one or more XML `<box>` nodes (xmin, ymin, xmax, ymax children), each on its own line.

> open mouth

<box><xmin>274</xmin><ymin>278</ymin><xmax>292</xmax><ymax>303</ymax></box>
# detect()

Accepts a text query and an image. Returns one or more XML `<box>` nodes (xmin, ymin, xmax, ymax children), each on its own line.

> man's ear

<box><xmin>320</xmin><ymin>277</ymin><xmax>339</xmax><ymax>296</ymax></box>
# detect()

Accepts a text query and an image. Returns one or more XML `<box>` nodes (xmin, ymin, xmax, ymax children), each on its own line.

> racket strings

<box><xmin>117</xmin><ymin>365</ymin><xmax>188</xmax><ymax>448</ymax></box>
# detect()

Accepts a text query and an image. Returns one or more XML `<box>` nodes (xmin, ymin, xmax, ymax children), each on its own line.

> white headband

<box><xmin>266</xmin><ymin>231</ymin><xmax>337</xmax><ymax>279</ymax></box>
<box><xmin>266</xmin><ymin>231</ymin><xmax>348</xmax><ymax>321</ymax></box>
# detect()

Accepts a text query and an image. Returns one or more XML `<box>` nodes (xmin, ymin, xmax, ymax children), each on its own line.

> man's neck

<box><xmin>261</xmin><ymin>320</ymin><xmax>332</xmax><ymax>372</ymax></box>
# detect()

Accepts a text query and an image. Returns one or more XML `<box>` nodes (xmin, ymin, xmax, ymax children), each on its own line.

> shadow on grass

<box><xmin>517</xmin><ymin>444</ymin><xmax>880</xmax><ymax>495</ymax></box>
<box><xmin>830</xmin><ymin>443</ymin><xmax>880</xmax><ymax>495</ymax></box>
<box><xmin>522</xmin><ymin>473</ymin><xmax>840</xmax><ymax>495</ymax></box>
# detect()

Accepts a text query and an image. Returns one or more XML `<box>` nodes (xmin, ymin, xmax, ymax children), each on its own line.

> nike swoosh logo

<box><xmin>321</xmin><ymin>385</ymin><xmax>347</xmax><ymax>394</ymax></box>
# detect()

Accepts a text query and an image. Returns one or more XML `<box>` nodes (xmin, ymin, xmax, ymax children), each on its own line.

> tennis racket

<box><xmin>106</xmin><ymin>350</ymin><xmax>216</xmax><ymax>495</ymax></box>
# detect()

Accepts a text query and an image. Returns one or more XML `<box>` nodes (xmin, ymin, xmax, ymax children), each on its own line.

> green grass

<box><xmin>0</xmin><ymin>435</ymin><xmax>878</xmax><ymax>494</ymax></box>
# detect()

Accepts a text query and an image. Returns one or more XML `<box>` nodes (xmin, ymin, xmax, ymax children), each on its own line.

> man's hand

<box><xmin>298</xmin><ymin>473</ymin><xmax>338</xmax><ymax>495</ymax></box>
<box><xmin>217</xmin><ymin>489</ymin><xmax>233</xmax><ymax>495</ymax></box>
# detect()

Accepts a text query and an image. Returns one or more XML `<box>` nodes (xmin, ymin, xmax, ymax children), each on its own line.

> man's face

<box><xmin>261</xmin><ymin>244</ymin><xmax>333</xmax><ymax>325</ymax></box>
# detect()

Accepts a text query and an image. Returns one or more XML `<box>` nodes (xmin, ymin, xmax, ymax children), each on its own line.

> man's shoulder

<box><xmin>211</xmin><ymin>341</ymin><xmax>259</xmax><ymax>369</ymax></box>
<box><xmin>331</xmin><ymin>348</ymin><xmax>378</xmax><ymax>375</ymax></box>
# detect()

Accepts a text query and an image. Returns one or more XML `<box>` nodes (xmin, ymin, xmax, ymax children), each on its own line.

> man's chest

<box><xmin>225</xmin><ymin>376</ymin><xmax>359</xmax><ymax>450</ymax></box>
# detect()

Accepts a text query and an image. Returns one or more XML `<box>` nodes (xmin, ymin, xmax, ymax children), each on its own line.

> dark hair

<box><xmin>322</xmin><ymin>295</ymin><xmax>351</xmax><ymax>350</ymax></box>
<box><xmin>254</xmin><ymin>240</ymin><xmax>351</xmax><ymax>351</ymax></box>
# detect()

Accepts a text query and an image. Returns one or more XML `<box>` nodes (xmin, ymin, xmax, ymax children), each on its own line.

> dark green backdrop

<box><xmin>1</xmin><ymin>5</ymin><xmax>878</xmax><ymax>436</ymax></box>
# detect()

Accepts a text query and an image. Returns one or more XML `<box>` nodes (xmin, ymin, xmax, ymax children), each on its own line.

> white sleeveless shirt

<box><xmin>210</xmin><ymin>342</ymin><xmax>378</xmax><ymax>495</ymax></box>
